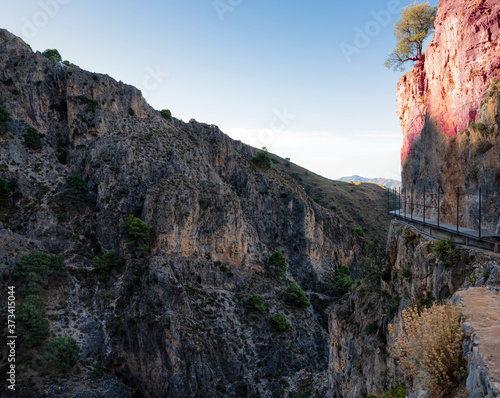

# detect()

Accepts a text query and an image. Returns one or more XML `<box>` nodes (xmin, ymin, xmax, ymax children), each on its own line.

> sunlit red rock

<box><xmin>397</xmin><ymin>0</ymin><xmax>500</xmax><ymax>162</ymax></box>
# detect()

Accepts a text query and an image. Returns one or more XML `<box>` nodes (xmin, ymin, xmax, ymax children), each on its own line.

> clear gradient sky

<box><xmin>0</xmin><ymin>0</ymin><xmax>439</xmax><ymax>181</ymax></box>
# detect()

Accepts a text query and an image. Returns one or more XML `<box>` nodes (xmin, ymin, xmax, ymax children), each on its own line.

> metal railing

<box><xmin>387</xmin><ymin>186</ymin><xmax>500</xmax><ymax>244</ymax></box>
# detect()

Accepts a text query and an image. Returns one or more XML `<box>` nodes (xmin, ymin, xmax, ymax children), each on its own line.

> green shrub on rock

<box><xmin>268</xmin><ymin>252</ymin><xmax>286</xmax><ymax>277</ymax></box>
<box><xmin>245</xmin><ymin>295</ymin><xmax>266</xmax><ymax>313</ymax></box>
<box><xmin>0</xmin><ymin>177</ymin><xmax>9</xmax><ymax>207</ymax></box>
<box><xmin>18</xmin><ymin>295</ymin><xmax>49</xmax><ymax>348</ymax></box>
<box><xmin>269</xmin><ymin>313</ymin><xmax>290</xmax><ymax>332</ymax></box>
<box><xmin>330</xmin><ymin>264</ymin><xmax>352</xmax><ymax>297</ymax></box>
<box><xmin>92</xmin><ymin>250</ymin><xmax>121</xmax><ymax>271</ymax></box>
<box><xmin>0</xmin><ymin>106</ymin><xmax>11</xmax><ymax>131</ymax></box>
<box><xmin>24</xmin><ymin>127</ymin><xmax>42</xmax><ymax>150</ymax></box>
<box><xmin>42</xmin><ymin>49</ymin><xmax>62</xmax><ymax>62</ymax></box>
<box><xmin>44</xmin><ymin>337</ymin><xmax>80</xmax><ymax>371</ymax></box>
<box><xmin>284</xmin><ymin>282</ymin><xmax>310</xmax><ymax>308</ymax></box>
<box><xmin>431</xmin><ymin>238</ymin><xmax>460</xmax><ymax>267</ymax></box>
<box><xmin>13</xmin><ymin>252</ymin><xmax>66</xmax><ymax>295</ymax></box>
<box><xmin>160</xmin><ymin>109</ymin><xmax>172</xmax><ymax>120</ymax></box>
<box><xmin>251</xmin><ymin>152</ymin><xmax>271</xmax><ymax>170</ymax></box>
<box><xmin>354</xmin><ymin>227</ymin><xmax>364</xmax><ymax>237</ymax></box>
<box><xmin>123</xmin><ymin>215</ymin><xmax>152</xmax><ymax>254</ymax></box>
<box><xmin>64</xmin><ymin>175</ymin><xmax>88</xmax><ymax>209</ymax></box>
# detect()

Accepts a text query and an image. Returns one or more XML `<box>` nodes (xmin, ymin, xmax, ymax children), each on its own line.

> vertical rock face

<box><xmin>397</xmin><ymin>0</ymin><xmax>500</xmax><ymax>162</ymax></box>
<box><xmin>0</xmin><ymin>29</ymin><xmax>370</xmax><ymax>397</ymax></box>
<box><xmin>328</xmin><ymin>220</ymin><xmax>500</xmax><ymax>398</ymax></box>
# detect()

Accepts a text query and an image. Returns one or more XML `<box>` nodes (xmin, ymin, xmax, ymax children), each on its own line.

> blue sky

<box><xmin>0</xmin><ymin>0</ymin><xmax>439</xmax><ymax>180</ymax></box>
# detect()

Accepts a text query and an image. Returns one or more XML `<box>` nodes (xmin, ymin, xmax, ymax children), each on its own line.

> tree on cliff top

<box><xmin>385</xmin><ymin>2</ymin><xmax>437</xmax><ymax>72</ymax></box>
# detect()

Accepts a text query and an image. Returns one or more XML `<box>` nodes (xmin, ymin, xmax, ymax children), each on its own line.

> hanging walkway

<box><xmin>389</xmin><ymin>210</ymin><xmax>500</xmax><ymax>253</ymax></box>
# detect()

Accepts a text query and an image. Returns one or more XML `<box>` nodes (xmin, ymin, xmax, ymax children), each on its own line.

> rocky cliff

<box><xmin>0</xmin><ymin>28</ymin><xmax>378</xmax><ymax>397</ymax></box>
<box><xmin>397</xmin><ymin>0</ymin><xmax>500</xmax><ymax>163</ymax></box>
<box><xmin>397</xmin><ymin>0</ymin><xmax>500</xmax><ymax>234</ymax></box>
<box><xmin>329</xmin><ymin>219</ymin><xmax>500</xmax><ymax>398</ymax></box>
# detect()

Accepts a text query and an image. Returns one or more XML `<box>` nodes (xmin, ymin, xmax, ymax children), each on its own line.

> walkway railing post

<box><xmin>456</xmin><ymin>188</ymin><xmax>460</xmax><ymax>234</ymax></box>
<box><xmin>411</xmin><ymin>187</ymin><xmax>413</xmax><ymax>221</ymax></box>
<box><xmin>437</xmin><ymin>188</ymin><xmax>440</xmax><ymax>229</ymax></box>
<box><xmin>479</xmin><ymin>188</ymin><xmax>482</xmax><ymax>240</ymax></box>
<box><xmin>404</xmin><ymin>188</ymin><xmax>406</xmax><ymax>216</ymax></box>
<box><xmin>423</xmin><ymin>185</ymin><xmax>426</xmax><ymax>226</ymax></box>
<box><xmin>387</xmin><ymin>188</ymin><xmax>389</xmax><ymax>214</ymax></box>
<box><xmin>394</xmin><ymin>188</ymin><xmax>396</xmax><ymax>217</ymax></box>
<box><xmin>403</xmin><ymin>188</ymin><xmax>406</xmax><ymax>217</ymax></box>
<box><xmin>399</xmin><ymin>187</ymin><xmax>401</xmax><ymax>217</ymax></box>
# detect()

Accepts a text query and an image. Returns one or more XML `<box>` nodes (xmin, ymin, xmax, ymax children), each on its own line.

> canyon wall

<box><xmin>397</xmin><ymin>0</ymin><xmax>500</xmax><ymax>163</ymax></box>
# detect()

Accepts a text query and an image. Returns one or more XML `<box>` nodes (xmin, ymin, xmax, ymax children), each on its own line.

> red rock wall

<box><xmin>397</xmin><ymin>0</ymin><xmax>500</xmax><ymax>162</ymax></box>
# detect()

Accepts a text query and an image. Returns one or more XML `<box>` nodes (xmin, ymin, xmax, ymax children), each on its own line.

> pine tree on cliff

<box><xmin>385</xmin><ymin>2</ymin><xmax>437</xmax><ymax>72</ymax></box>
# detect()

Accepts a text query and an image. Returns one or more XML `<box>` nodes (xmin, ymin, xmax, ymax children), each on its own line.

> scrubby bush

<box><xmin>128</xmin><ymin>107</ymin><xmax>135</xmax><ymax>116</ymax></box>
<box><xmin>161</xmin><ymin>109</ymin><xmax>172</xmax><ymax>120</ymax></box>
<box><xmin>364</xmin><ymin>322</ymin><xmax>378</xmax><ymax>335</ymax></box>
<box><xmin>431</xmin><ymin>238</ymin><xmax>460</xmax><ymax>267</ymax></box>
<box><xmin>92</xmin><ymin>250</ymin><xmax>121</xmax><ymax>271</ymax></box>
<box><xmin>389</xmin><ymin>303</ymin><xmax>466</xmax><ymax>395</ymax></box>
<box><xmin>269</xmin><ymin>313</ymin><xmax>290</xmax><ymax>332</ymax></box>
<box><xmin>295</xmin><ymin>386</ymin><xmax>312</xmax><ymax>398</ymax></box>
<box><xmin>44</xmin><ymin>337</ymin><xmax>80</xmax><ymax>371</ymax></box>
<box><xmin>330</xmin><ymin>264</ymin><xmax>352</xmax><ymax>297</ymax></box>
<box><xmin>24</xmin><ymin>127</ymin><xmax>42</xmax><ymax>150</ymax></box>
<box><xmin>403</xmin><ymin>228</ymin><xmax>419</xmax><ymax>247</ymax></box>
<box><xmin>268</xmin><ymin>251</ymin><xmax>286</xmax><ymax>277</ymax></box>
<box><xmin>123</xmin><ymin>215</ymin><xmax>152</xmax><ymax>254</ymax></box>
<box><xmin>199</xmin><ymin>198</ymin><xmax>211</xmax><ymax>210</ymax></box>
<box><xmin>18</xmin><ymin>295</ymin><xmax>49</xmax><ymax>348</ymax></box>
<box><xmin>245</xmin><ymin>295</ymin><xmax>266</xmax><ymax>313</ymax></box>
<box><xmin>13</xmin><ymin>252</ymin><xmax>65</xmax><ymax>294</ymax></box>
<box><xmin>42</xmin><ymin>49</ymin><xmax>62</xmax><ymax>62</ymax></box>
<box><xmin>0</xmin><ymin>177</ymin><xmax>9</xmax><ymax>207</ymax></box>
<box><xmin>284</xmin><ymin>282</ymin><xmax>310</xmax><ymax>308</ymax></box>
<box><xmin>77</xmin><ymin>96</ymin><xmax>98</xmax><ymax>113</ymax></box>
<box><xmin>354</xmin><ymin>227</ymin><xmax>364</xmax><ymax>237</ymax></box>
<box><xmin>64</xmin><ymin>174</ymin><xmax>88</xmax><ymax>209</ymax></box>
<box><xmin>381</xmin><ymin>385</ymin><xmax>407</xmax><ymax>398</ymax></box>
<box><xmin>251</xmin><ymin>152</ymin><xmax>271</xmax><ymax>170</ymax></box>
<box><xmin>0</xmin><ymin>105</ymin><xmax>11</xmax><ymax>131</ymax></box>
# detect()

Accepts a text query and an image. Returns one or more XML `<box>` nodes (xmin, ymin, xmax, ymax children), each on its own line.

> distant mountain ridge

<box><xmin>336</xmin><ymin>175</ymin><xmax>402</xmax><ymax>190</ymax></box>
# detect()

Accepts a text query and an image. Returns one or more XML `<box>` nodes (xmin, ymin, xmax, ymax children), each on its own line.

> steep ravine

<box><xmin>329</xmin><ymin>220</ymin><xmax>500</xmax><ymax>398</ymax></box>
<box><xmin>0</xmin><ymin>29</ymin><xmax>371</xmax><ymax>397</ymax></box>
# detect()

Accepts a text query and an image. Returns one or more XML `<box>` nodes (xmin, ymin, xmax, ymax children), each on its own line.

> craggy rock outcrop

<box><xmin>0</xmin><ymin>29</ymin><xmax>367</xmax><ymax>397</ymax></box>
<box><xmin>397</xmin><ymin>0</ymin><xmax>500</xmax><ymax>234</ymax></box>
<box><xmin>454</xmin><ymin>287</ymin><xmax>500</xmax><ymax>398</ymax></box>
<box><xmin>397</xmin><ymin>0</ymin><xmax>500</xmax><ymax>162</ymax></box>
<box><xmin>329</xmin><ymin>220</ymin><xmax>500</xmax><ymax>397</ymax></box>
<box><xmin>401</xmin><ymin>78</ymin><xmax>500</xmax><ymax>233</ymax></box>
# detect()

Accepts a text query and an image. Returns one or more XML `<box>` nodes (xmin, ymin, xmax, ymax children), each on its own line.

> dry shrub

<box><xmin>388</xmin><ymin>303</ymin><xmax>466</xmax><ymax>396</ymax></box>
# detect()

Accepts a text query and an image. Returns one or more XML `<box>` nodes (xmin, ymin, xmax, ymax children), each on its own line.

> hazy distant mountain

<box><xmin>337</xmin><ymin>175</ymin><xmax>402</xmax><ymax>190</ymax></box>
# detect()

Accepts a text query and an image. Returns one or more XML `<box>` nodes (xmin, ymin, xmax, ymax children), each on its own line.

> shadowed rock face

<box><xmin>396</xmin><ymin>0</ymin><xmax>500</xmax><ymax>234</ymax></box>
<box><xmin>397</xmin><ymin>0</ymin><xmax>500</xmax><ymax>162</ymax></box>
<box><xmin>0</xmin><ymin>29</ymin><xmax>365</xmax><ymax>397</ymax></box>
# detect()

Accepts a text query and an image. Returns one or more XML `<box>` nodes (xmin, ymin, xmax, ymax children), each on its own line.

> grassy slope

<box><xmin>268</xmin><ymin>152</ymin><xmax>392</xmax><ymax>245</ymax></box>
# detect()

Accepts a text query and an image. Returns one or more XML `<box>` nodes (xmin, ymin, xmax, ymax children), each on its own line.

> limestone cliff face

<box><xmin>0</xmin><ymin>29</ymin><xmax>366</xmax><ymax>397</ymax></box>
<box><xmin>397</xmin><ymin>0</ymin><xmax>500</xmax><ymax>162</ymax></box>
<box><xmin>329</xmin><ymin>220</ymin><xmax>500</xmax><ymax>397</ymax></box>
<box><xmin>397</xmin><ymin>0</ymin><xmax>500</xmax><ymax>234</ymax></box>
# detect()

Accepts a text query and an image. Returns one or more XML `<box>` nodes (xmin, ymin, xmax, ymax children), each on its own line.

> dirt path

<box><xmin>458</xmin><ymin>287</ymin><xmax>500</xmax><ymax>382</ymax></box>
